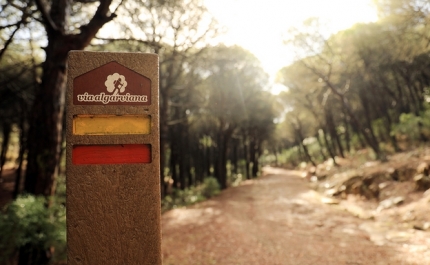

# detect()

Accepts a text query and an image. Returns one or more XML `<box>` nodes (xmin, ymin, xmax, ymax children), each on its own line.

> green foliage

<box><xmin>201</xmin><ymin>177</ymin><xmax>221</xmax><ymax>198</ymax></box>
<box><xmin>372</xmin><ymin>118</ymin><xmax>387</xmax><ymax>141</ymax></box>
<box><xmin>305</xmin><ymin>137</ymin><xmax>325</xmax><ymax>163</ymax></box>
<box><xmin>279</xmin><ymin>147</ymin><xmax>301</xmax><ymax>168</ymax></box>
<box><xmin>391</xmin><ymin>113</ymin><xmax>423</xmax><ymax>141</ymax></box>
<box><xmin>0</xmin><ymin>195</ymin><xmax>66</xmax><ymax>264</ymax></box>
<box><xmin>162</xmin><ymin>177</ymin><xmax>221</xmax><ymax>212</ymax></box>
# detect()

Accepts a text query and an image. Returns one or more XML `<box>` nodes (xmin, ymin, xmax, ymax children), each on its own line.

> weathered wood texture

<box><xmin>66</xmin><ymin>51</ymin><xmax>161</xmax><ymax>265</ymax></box>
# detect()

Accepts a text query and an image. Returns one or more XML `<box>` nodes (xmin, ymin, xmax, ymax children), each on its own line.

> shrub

<box><xmin>0</xmin><ymin>195</ymin><xmax>66</xmax><ymax>264</ymax></box>
<box><xmin>201</xmin><ymin>177</ymin><xmax>221</xmax><ymax>198</ymax></box>
<box><xmin>391</xmin><ymin>113</ymin><xmax>422</xmax><ymax>141</ymax></box>
<box><xmin>161</xmin><ymin>187</ymin><xmax>205</xmax><ymax>212</ymax></box>
<box><xmin>161</xmin><ymin>177</ymin><xmax>221</xmax><ymax>212</ymax></box>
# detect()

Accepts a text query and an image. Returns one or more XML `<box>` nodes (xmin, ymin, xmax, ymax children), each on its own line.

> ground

<box><xmin>161</xmin><ymin>167</ymin><xmax>430</xmax><ymax>265</ymax></box>
<box><xmin>1</xmin><ymin>151</ymin><xmax>429</xmax><ymax>264</ymax></box>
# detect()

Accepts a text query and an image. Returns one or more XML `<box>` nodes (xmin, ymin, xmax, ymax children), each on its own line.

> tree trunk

<box><xmin>343</xmin><ymin>115</ymin><xmax>351</xmax><ymax>153</ymax></box>
<box><xmin>159</xmin><ymin>87</ymin><xmax>169</xmax><ymax>196</ymax></box>
<box><xmin>215</xmin><ymin>121</ymin><xmax>234</xmax><ymax>189</ymax></box>
<box><xmin>195</xmin><ymin>145</ymin><xmax>204</xmax><ymax>184</ymax></box>
<box><xmin>216</xmin><ymin>133</ymin><xmax>227</xmax><ymax>189</ymax></box>
<box><xmin>321</xmin><ymin>128</ymin><xmax>337</xmax><ymax>165</ymax></box>
<box><xmin>169</xmin><ymin>138</ymin><xmax>179</xmax><ymax>189</ymax></box>
<box><xmin>14</xmin><ymin>114</ymin><xmax>27</xmax><ymax>199</ymax></box>
<box><xmin>18</xmin><ymin>243</ymin><xmax>50</xmax><ymax>265</ymax></box>
<box><xmin>325</xmin><ymin>108</ymin><xmax>344</xmax><ymax>158</ymax></box>
<box><xmin>232</xmin><ymin>138</ymin><xmax>239</xmax><ymax>174</ymax></box>
<box><xmin>359</xmin><ymin>88</ymin><xmax>382</xmax><ymax>156</ymax></box>
<box><xmin>298</xmin><ymin>139</ymin><xmax>316</xmax><ymax>167</ymax></box>
<box><xmin>293</xmin><ymin>120</ymin><xmax>316</xmax><ymax>167</ymax></box>
<box><xmin>0</xmin><ymin>122</ymin><xmax>12</xmax><ymax>178</ymax></box>
<box><xmin>251</xmin><ymin>138</ymin><xmax>260</xmax><ymax>177</ymax></box>
<box><xmin>178</xmin><ymin>122</ymin><xmax>191</xmax><ymax>189</ymax></box>
<box><xmin>208</xmin><ymin>142</ymin><xmax>215</xmax><ymax>177</ymax></box>
<box><xmin>205</xmin><ymin>143</ymin><xmax>211</xmax><ymax>177</ymax></box>
<box><xmin>20</xmin><ymin>1</ymin><xmax>117</xmax><ymax>264</ymax></box>
<box><xmin>392</xmin><ymin>68</ymin><xmax>410</xmax><ymax>114</ymax></box>
<box><xmin>342</xmin><ymin>95</ymin><xmax>382</xmax><ymax>159</ymax></box>
<box><xmin>24</xmin><ymin>0</ymin><xmax>116</xmax><ymax>196</ymax></box>
<box><xmin>315</xmin><ymin>132</ymin><xmax>327</xmax><ymax>161</ymax></box>
<box><xmin>24</xmin><ymin>47</ymin><xmax>67</xmax><ymax>196</ymax></box>
<box><xmin>249</xmin><ymin>137</ymin><xmax>257</xmax><ymax>177</ymax></box>
<box><xmin>242</xmin><ymin>134</ymin><xmax>251</xmax><ymax>179</ymax></box>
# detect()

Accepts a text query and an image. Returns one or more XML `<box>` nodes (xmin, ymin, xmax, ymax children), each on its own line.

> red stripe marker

<box><xmin>72</xmin><ymin>144</ymin><xmax>151</xmax><ymax>165</ymax></box>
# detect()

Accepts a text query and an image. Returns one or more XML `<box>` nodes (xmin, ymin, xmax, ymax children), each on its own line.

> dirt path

<box><xmin>162</xmin><ymin>167</ymin><xmax>429</xmax><ymax>265</ymax></box>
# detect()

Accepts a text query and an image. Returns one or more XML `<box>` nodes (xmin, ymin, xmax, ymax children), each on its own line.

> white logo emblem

<box><xmin>105</xmin><ymin>73</ymin><xmax>128</xmax><ymax>95</ymax></box>
<box><xmin>76</xmin><ymin>72</ymin><xmax>148</xmax><ymax>104</ymax></box>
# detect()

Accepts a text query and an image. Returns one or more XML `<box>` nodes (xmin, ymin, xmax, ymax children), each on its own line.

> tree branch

<box><xmin>0</xmin><ymin>15</ymin><xmax>27</xmax><ymax>61</ymax></box>
<box><xmin>34</xmin><ymin>0</ymin><xmax>59</xmax><ymax>32</ymax></box>
<box><xmin>77</xmin><ymin>0</ymin><xmax>116</xmax><ymax>48</ymax></box>
<box><xmin>94</xmin><ymin>37</ymin><xmax>156</xmax><ymax>47</ymax></box>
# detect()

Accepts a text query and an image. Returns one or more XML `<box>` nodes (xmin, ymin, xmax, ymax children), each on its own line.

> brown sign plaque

<box><xmin>73</xmin><ymin>61</ymin><xmax>151</xmax><ymax>106</ymax></box>
<box><xmin>66</xmin><ymin>51</ymin><xmax>161</xmax><ymax>265</ymax></box>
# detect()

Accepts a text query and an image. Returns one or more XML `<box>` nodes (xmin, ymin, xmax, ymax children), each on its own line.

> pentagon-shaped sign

<box><xmin>73</xmin><ymin>61</ymin><xmax>151</xmax><ymax>105</ymax></box>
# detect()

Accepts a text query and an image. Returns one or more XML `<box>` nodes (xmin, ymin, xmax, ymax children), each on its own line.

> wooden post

<box><xmin>66</xmin><ymin>51</ymin><xmax>161</xmax><ymax>265</ymax></box>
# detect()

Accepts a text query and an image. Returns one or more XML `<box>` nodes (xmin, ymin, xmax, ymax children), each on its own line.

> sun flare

<box><xmin>204</xmin><ymin>0</ymin><xmax>378</xmax><ymax>92</ymax></box>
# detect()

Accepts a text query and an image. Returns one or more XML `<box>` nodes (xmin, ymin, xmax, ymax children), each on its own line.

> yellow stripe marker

<box><xmin>73</xmin><ymin>115</ymin><xmax>151</xmax><ymax>135</ymax></box>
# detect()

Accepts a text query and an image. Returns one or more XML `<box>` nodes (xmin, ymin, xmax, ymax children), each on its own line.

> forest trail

<box><xmin>161</xmin><ymin>167</ymin><xmax>429</xmax><ymax>265</ymax></box>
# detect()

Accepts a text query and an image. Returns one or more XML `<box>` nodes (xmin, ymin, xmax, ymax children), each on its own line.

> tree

<box><xmin>1</xmin><ymin>1</ymin><xmax>125</xmax><ymax>264</ymax></box>
<box><xmin>23</xmin><ymin>0</ymin><xmax>123</xmax><ymax>198</ymax></box>
<box><xmin>278</xmin><ymin>61</ymin><xmax>341</xmax><ymax>164</ymax></box>
<box><xmin>279</xmin><ymin>3</ymin><xmax>430</xmax><ymax>164</ymax></box>
<box><xmin>93</xmin><ymin>0</ymin><xmax>219</xmax><ymax>195</ymax></box>
<box><xmin>0</xmin><ymin>43</ymin><xmax>37</xmax><ymax>195</ymax></box>
<box><xmin>195</xmin><ymin>45</ymin><xmax>272</xmax><ymax>188</ymax></box>
<box><xmin>286</xmin><ymin>18</ymin><xmax>386</xmax><ymax>159</ymax></box>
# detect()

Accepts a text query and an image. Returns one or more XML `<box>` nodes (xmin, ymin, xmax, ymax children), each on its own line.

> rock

<box><xmin>417</xmin><ymin>162</ymin><xmax>430</xmax><ymax>176</ymax></box>
<box><xmin>392</xmin><ymin>196</ymin><xmax>404</xmax><ymax>205</ymax></box>
<box><xmin>378</xmin><ymin>182</ymin><xmax>390</xmax><ymax>190</ymax></box>
<box><xmin>321</xmin><ymin>197</ymin><xmax>340</xmax><ymax>204</ymax></box>
<box><xmin>385</xmin><ymin>231</ymin><xmax>413</xmax><ymax>242</ymax></box>
<box><xmin>315</xmin><ymin>164</ymin><xmax>328</xmax><ymax>180</ymax></box>
<box><xmin>387</xmin><ymin>167</ymin><xmax>399</xmax><ymax>181</ymax></box>
<box><xmin>413</xmin><ymin>222</ymin><xmax>430</xmax><ymax>231</ymax></box>
<box><xmin>368</xmin><ymin>183</ymin><xmax>380</xmax><ymax>199</ymax></box>
<box><xmin>299</xmin><ymin>162</ymin><xmax>307</xmax><ymax>169</ymax></box>
<box><xmin>363</xmin><ymin>161</ymin><xmax>380</xmax><ymax>167</ymax></box>
<box><xmin>413</xmin><ymin>174</ymin><xmax>430</xmax><ymax>191</ymax></box>
<box><xmin>402</xmin><ymin>211</ymin><xmax>416</xmax><ymax>221</ymax></box>
<box><xmin>342</xmin><ymin>202</ymin><xmax>374</xmax><ymax>219</ymax></box>
<box><xmin>301</xmin><ymin>171</ymin><xmax>311</xmax><ymax>180</ymax></box>
<box><xmin>376</xmin><ymin>196</ymin><xmax>404</xmax><ymax>212</ymax></box>
<box><xmin>397</xmin><ymin>166</ymin><xmax>417</xmax><ymax>181</ymax></box>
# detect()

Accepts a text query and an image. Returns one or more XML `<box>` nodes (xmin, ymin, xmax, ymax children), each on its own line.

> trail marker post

<box><xmin>66</xmin><ymin>51</ymin><xmax>161</xmax><ymax>265</ymax></box>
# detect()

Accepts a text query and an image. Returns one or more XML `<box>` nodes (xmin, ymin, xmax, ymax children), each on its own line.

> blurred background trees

<box><xmin>2</xmin><ymin>0</ymin><xmax>430</xmax><ymax>264</ymax></box>
<box><xmin>277</xmin><ymin>0</ymin><xmax>430</xmax><ymax>166</ymax></box>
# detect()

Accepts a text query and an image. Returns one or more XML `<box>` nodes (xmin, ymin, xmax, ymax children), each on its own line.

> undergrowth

<box><xmin>0</xmin><ymin>195</ymin><xmax>66</xmax><ymax>264</ymax></box>
<box><xmin>162</xmin><ymin>177</ymin><xmax>220</xmax><ymax>212</ymax></box>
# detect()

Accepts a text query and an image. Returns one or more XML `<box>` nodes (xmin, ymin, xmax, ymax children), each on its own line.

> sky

<box><xmin>204</xmin><ymin>0</ymin><xmax>379</xmax><ymax>92</ymax></box>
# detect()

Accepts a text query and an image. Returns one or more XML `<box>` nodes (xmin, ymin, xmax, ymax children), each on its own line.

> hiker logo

<box><xmin>106</xmin><ymin>73</ymin><xmax>127</xmax><ymax>95</ymax></box>
<box><xmin>73</xmin><ymin>61</ymin><xmax>151</xmax><ymax>106</ymax></box>
<box><xmin>76</xmin><ymin>72</ymin><xmax>147</xmax><ymax>104</ymax></box>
